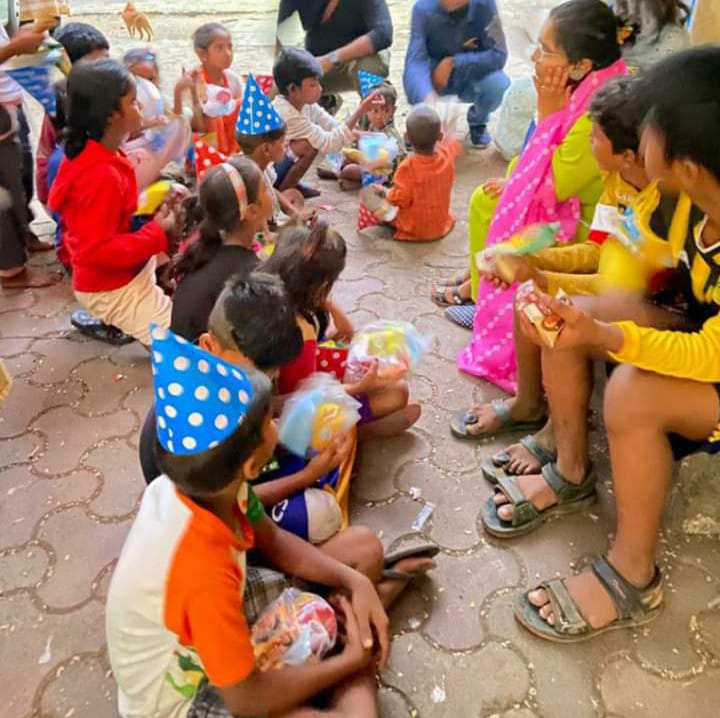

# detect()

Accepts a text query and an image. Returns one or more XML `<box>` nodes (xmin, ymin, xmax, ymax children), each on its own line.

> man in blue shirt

<box><xmin>404</xmin><ymin>0</ymin><xmax>509</xmax><ymax>148</ymax></box>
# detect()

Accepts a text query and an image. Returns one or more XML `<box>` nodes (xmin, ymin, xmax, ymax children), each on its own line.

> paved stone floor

<box><xmin>3</xmin><ymin>4</ymin><xmax>720</xmax><ymax>717</ymax></box>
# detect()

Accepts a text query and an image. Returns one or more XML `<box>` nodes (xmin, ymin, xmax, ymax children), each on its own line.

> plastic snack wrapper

<box><xmin>356</xmin><ymin>132</ymin><xmax>399</xmax><ymax>185</ymax></box>
<box><xmin>476</xmin><ymin>222</ymin><xmax>562</xmax><ymax>284</ymax></box>
<box><xmin>359</xmin><ymin>184</ymin><xmax>397</xmax><ymax>222</ymax></box>
<box><xmin>516</xmin><ymin>284</ymin><xmax>572</xmax><ymax>347</ymax></box>
<box><xmin>277</xmin><ymin>374</ymin><xmax>361</xmax><ymax>457</ymax></box>
<box><xmin>346</xmin><ymin>320</ymin><xmax>430</xmax><ymax>382</ymax></box>
<box><xmin>252</xmin><ymin>589</ymin><xmax>337</xmax><ymax>672</ymax></box>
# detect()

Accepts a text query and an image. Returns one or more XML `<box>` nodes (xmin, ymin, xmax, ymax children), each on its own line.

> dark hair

<box><xmin>208</xmin><ymin>272</ymin><xmax>304</xmax><ymax>370</ymax></box>
<box><xmin>406</xmin><ymin>104</ymin><xmax>441</xmax><ymax>154</ymax></box>
<box><xmin>54</xmin><ymin>22</ymin><xmax>109</xmax><ymax>64</ymax></box>
<box><xmin>64</xmin><ymin>59</ymin><xmax>133</xmax><ymax>159</ymax></box>
<box><xmin>172</xmin><ymin>156</ymin><xmax>262</xmax><ymax>278</ymax></box>
<box><xmin>273</xmin><ymin>48</ymin><xmax>323</xmax><ymax>96</ymax></box>
<box><xmin>261</xmin><ymin>219</ymin><xmax>347</xmax><ymax>315</ymax></box>
<box><xmin>550</xmin><ymin>0</ymin><xmax>622</xmax><ymax>70</ymax></box>
<box><xmin>236</xmin><ymin>124</ymin><xmax>287</xmax><ymax>155</ymax></box>
<box><xmin>615</xmin><ymin>0</ymin><xmax>688</xmax><ymax>43</ymax></box>
<box><xmin>369</xmin><ymin>81</ymin><xmax>397</xmax><ymax>108</ymax></box>
<box><xmin>123</xmin><ymin>48</ymin><xmax>158</xmax><ymax>68</ymax></box>
<box><xmin>589</xmin><ymin>75</ymin><xmax>648</xmax><ymax>154</ymax></box>
<box><xmin>0</xmin><ymin>105</ymin><xmax>11</xmax><ymax>136</ymax></box>
<box><xmin>155</xmin><ymin>368</ymin><xmax>272</xmax><ymax>497</ymax></box>
<box><xmin>193</xmin><ymin>22</ymin><xmax>230</xmax><ymax>51</ymax></box>
<box><xmin>640</xmin><ymin>46</ymin><xmax>720</xmax><ymax>182</ymax></box>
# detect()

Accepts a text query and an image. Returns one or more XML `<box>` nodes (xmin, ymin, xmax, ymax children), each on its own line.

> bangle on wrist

<box><xmin>329</xmin><ymin>49</ymin><xmax>341</xmax><ymax>68</ymax></box>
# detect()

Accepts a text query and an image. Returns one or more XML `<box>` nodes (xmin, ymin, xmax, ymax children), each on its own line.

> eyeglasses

<box><xmin>532</xmin><ymin>42</ymin><xmax>564</xmax><ymax>60</ymax></box>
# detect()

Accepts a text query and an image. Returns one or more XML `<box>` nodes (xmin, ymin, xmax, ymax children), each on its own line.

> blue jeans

<box><xmin>448</xmin><ymin>69</ymin><xmax>510</xmax><ymax>130</ymax></box>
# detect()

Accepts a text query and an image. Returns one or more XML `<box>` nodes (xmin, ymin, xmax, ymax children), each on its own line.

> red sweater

<box><xmin>49</xmin><ymin>140</ymin><xmax>168</xmax><ymax>292</ymax></box>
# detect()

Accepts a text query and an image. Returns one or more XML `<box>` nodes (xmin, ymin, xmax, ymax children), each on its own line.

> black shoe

<box><xmin>71</xmin><ymin>310</ymin><xmax>135</xmax><ymax>345</ymax></box>
<box><xmin>469</xmin><ymin>125</ymin><xmax>492</xmax><ymax>150</ymax></box>
<box><xmin>297</xmin><ymin>182</ymin><xmax>321</xmax><ymax>199</ymax></box>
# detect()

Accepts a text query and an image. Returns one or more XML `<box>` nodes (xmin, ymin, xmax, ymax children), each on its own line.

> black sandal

<box><xmin>71</xmin><ymin>310</ymin><xmax>135</xmax><ymax>346</ymax></box>
<box><xmin>431</xmin><ymin>283</ymin><xmax>473</xmax><ymax>308</ymax></box>
<box><xmin>514</xmin><ymin>555</ymin><xmax>664</xmax><ymax>643</ymax></box>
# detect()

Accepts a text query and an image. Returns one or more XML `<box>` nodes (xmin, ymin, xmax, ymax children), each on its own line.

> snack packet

<box><xmin>277</xmin><ymin>374</ymin><xmax>361</xmax><ymax>457</ymax></box>
<box><xmin>346</xmin><ymin>320</ymin><xmax>430</xmax><ymax>382</ymax></box>
<box><xmin>516</xmin><ymin>284</ymin><xmax>572</xmax><ymax>347</ymax></box>
<box><xmin>252</xmin><ymin>589</ymin><xmax>337</xmax><ymax>672</ymax></box>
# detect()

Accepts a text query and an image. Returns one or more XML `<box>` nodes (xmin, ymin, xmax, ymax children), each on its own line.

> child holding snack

<box><xmin>171</xmin><ymin>156</ymin><xmax>273</xmax><ymax>343</ymax></box>
<box><xmin>108</xmin><ymin>327</ymin><xmax>435</xmax><ymax>718</ymax></box>
<box><xmin>192</xmin><ymin>22</ymin><xmax>242</xmax><ymax>155</ymax></box>
<box><xmin>48</xmin><ymin>60</ymin><xmax>177</xmax><ymax>345</ymax></box>
<box><xmin>263</xmin><ymin>219</ymin><xmax>421</xmax><ymax>439</ymax></box>
<box><xmin>271</xmin><ymin>48</ymin><xmax>381</xmax><ymax>195</ymax></box>
<box><xmin>373</xmin><ymin>104</ymin><xmax>461</xmax><ymax>241</ymax></box>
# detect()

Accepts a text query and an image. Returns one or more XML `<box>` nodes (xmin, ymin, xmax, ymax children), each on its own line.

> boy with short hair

<box><xmin>109</xmin><ymin>325</ymin><xmax>433</xmax><ymax>718</ymax></box>
<box><xmin>374</xmin><ymin>103</ymin><xmax>461</xmax><ymax>241</ymax></box>
<box><xmin>235</xmin><ymin>74</ymin><xmax>303</xmax><ymax>229</ymax></box>
<box><xmin>271</xmin><ymin>48</ymin><xmax>380</xmax><ymax>195</ymax></box>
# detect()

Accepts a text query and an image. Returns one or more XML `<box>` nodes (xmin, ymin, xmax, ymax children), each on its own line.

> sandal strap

<box><xmin>542</xmin><ymin>578</ymin><xmax>589</xmax><ymax>635</ymax></box>
<box><xmin>489</xmin><ymin>399</ymin><xmax>511</xmax><ymax>426</ymax></box>
<box><xmin>451</xmin><ymin>285</ymin><xmax>465</xmax><ymax>305</ymax></box>
<box><xmin>519</xmin><ymin>435</ymin><xmax>555</xmax><ymax>466</ymax></box>
<box><xmin>495</xmin><ymin>474</ymin><xmax>539</xmax><ymax>526</ymax></box>
<box><xmin>541</xmin><ymin>463</ymin><xmax>596</xmax><ymax>503</ymax></box>
<box><xmin>590</xmin><ymin>555</ymin><xmax>660</xmax><ymax>622</ymax></box>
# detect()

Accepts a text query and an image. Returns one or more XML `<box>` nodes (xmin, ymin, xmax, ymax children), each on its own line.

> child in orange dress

<box><xmin>374</xmin><ymin>104</ymin><xmax>461</xmax><ymax>242</ymax></box>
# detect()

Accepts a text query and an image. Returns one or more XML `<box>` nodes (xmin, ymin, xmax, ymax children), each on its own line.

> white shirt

<box><xmin>272</xmin><ymin>94</ymin><xmax>352</xmax><ymax>154</ymax></box>
<box><xmin>0</xmin><ymin>27</ymin><xmax>24</xmax><ymax>106</ymax></box>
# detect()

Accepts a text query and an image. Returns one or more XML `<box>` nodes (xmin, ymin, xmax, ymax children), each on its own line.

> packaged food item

<box><xmin>476</xmin><ymin>222</ymin><xmax>562</xmax><ymax>284</ymax></box>
<box><xmin>346</xmin><ymin>320</ymin><xmax>430</xmax><ymax>382</ymax></box>
<box><xmin>277</xmin><ymin>374</ymin><xmax>361</xmax><ymax>457</ymax></box>
<box><xmin>515</xmin><ymin>284</ymin><xmax>572</xmax><ymax>347</ymax></box>
<box><xmin>252</xmin><ymin>589</ymin><xmax>337</xmax><ymax>672</ymax></box>
<box><xmin>359</xmin><ymin>184</ymin><xmax>397</xmax><ymax>222</ymax></box>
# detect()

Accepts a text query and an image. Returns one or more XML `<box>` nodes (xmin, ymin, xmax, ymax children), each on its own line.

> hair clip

<box><xmin>219</xmin><ymin>163</ymin><xmax>248</xmax><ymax>220</ymax></box>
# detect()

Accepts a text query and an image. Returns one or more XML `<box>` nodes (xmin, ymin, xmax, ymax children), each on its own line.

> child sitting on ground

<box><xmin>271</xmin><ymin>48</ymin><xmax>381</xmax><ymax>196</ymax></box>
<box><xmin>49</xmin><ymin>60</ymin><xmax>178</xmax><ymax>346</ymax></box>
<box><xmin>319</xmin><ymin>80</ymin><xmax>405</xmax><ymax>192</ymax></box>
<box><xmin>373</xmin><ymin>104</ymin><xmax>461</xmax><ymax>241</ymax></box>
<box><xmin>139</xmin><ymin>273</ymin><xmax>365</xmax><ymax>545</ymax></box>
<box><xmin>170</xmin><ymin>155</ymin><xmax>273</xmax><ymax>343</ymax></box>
<box><xmin>192</xmin><ymin>22</ymin><xmax>242</xmax><ymax>155</ymax></box>
<box><xmin>263</xmin><ymin>219</ymin><xmax>422</xmax><ymax>440</ymax></box>
<box><xmin>109</xmin><ymin>327</ymin><xmax>434</xmax><ymax>718</ymax></box>
<box><xmin>235</xmin><ymin>74</ymin><xmax>305</xmax><ymax>233</ymax></box>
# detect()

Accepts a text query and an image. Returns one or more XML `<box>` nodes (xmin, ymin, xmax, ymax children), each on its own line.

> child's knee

<box><xmin>604</xmin><ymin>364</ymin><xmax>658</xmax><ymax>433</ymax></box>
<box><xmin>289</xmin><ymin>139</ymin><xmax>316</xmax><ymax>160</ymax></box>
<box><xmin>343</xmin><ymin>525</ymin><xmax>384</xmax><ymax>580</ymax></box>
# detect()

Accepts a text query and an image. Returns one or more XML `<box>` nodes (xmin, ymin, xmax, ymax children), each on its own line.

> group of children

<box><xmin>3</xmin><ymin>1</ymin><xmax>719</xmax><ymax>714</ymax></box>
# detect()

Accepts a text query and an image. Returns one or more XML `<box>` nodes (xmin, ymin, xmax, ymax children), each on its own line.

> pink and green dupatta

<box><xmin>458</xmin><ymin>59</ymin><xmax>627</xmax><ymax>392</ymax></box>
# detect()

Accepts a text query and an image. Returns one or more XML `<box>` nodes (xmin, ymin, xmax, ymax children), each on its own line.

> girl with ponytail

<box><xmin>170</xmin><ymin>155</ymin><xmax>274</xmax><ymax>342</ymax></box>
<box><xmin>49</xmin><ymin>59</ymin><xmax>178</xmax><ymax>346</ymax></box>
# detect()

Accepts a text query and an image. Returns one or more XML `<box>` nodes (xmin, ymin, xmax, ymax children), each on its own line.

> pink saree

<box><xmin>457</xmin><ymin>59</ymin><xmax>627</xmax><ymax>393</ymax></box>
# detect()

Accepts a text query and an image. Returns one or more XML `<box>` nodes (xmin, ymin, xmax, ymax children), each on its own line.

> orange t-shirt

<box><xmin>201</xmin><ymin>68</ymin><xmax>242</xmax><ymax>156</ymax></box>
<box><xmin>387</xmin><ymin>139</ymin><xmax>461</xmax><ymax>241</ymax></box>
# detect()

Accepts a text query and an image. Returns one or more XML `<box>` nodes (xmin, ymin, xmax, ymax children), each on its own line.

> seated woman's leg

<box><xmin>468</xmin><ymin>185</ymin><xmax>500</xmax><ymax>300</ymax></box>
<box><xmin>524</xmin><ymin>366</ymin><xmax>720</xmax><ymax>635</ymax></box>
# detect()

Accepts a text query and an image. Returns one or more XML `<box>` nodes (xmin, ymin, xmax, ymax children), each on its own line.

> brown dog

<box><xmin>121</xmin><ymin>3</ymin><xmax>154</xmax><ymax>41</ymax></box>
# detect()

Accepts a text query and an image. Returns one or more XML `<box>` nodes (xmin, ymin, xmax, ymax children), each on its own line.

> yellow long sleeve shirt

<box><xmin>609</xmin><ymin>201</ymin><xmax>720</xmax><ymax>385</ymax></box>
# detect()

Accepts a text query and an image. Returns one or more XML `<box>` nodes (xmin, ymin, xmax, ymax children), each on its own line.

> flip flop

<box><xmin>514</xmin><ymin>555</ymin><xmax>664</xmax><ymax>643</ymax></box>
<box><xmin>382</xmin><ymin>542</ymin><xmax>440</xmax><ymax>581</ymax></box>
<box><xmin>481</xmin><ymin>463</ymin><xmax>597</xmax><ymax>539</ymax></box>
<box><xmin>482</xmin><ymin>434</ymin><xmax>556</xmax><ymax>485</ymax></box>
<box><xmin>450</xmin><ymin>399</ymin><xmax>546</xmax><ymax>441</ymax></box>
<box><xmin>431</xmin><ymin>283</ymin><xmax>473</xmax><ymax>308</ymax></box>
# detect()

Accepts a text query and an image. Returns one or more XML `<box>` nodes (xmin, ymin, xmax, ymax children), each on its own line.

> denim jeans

<box><xmin>448</xmin><ymin>69</ymin><xmax>510</xmax><ymax>130</ymax></box>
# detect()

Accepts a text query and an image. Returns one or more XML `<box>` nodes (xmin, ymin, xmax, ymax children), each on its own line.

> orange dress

<box><xmin>387</xmin><ymin>138</ymin><xmax>461</xmax><ymax>241</ymax></box>
<box><xmin>201</xmin><ymin>68</ymin><xmax>242</xmax><ymax>156</ymax></box>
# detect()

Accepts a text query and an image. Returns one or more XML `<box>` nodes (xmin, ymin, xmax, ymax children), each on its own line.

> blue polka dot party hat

<box><xmin>358</xmin><ymin>69</ymin><xmax>385</xmax><ymax>98</ymax></box>
<box><xmin>236</xmin><ymin>72</ymin><xmax>284</xmax><ymax>136</ymax></box>
<box><xmin>149</xmin><ymin>325</ymin><xmax>254</xmax><ymax>455</ymax></box>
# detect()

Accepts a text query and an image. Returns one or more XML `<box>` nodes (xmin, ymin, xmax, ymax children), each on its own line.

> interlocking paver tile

<box><xmin>0</xmin><ymin>543</ymin><xmax>50</xmax><ymax>593</ymax></box>
<box><xmin>30</xmin><ymin>337</ymin><xmax>110</xmax><ymax>385</ymax></box>
<box><xmin>0</xmin><ymin>467</ymin><xmax>98</xmax><ymax>548</ymax></box>
<box><xmin>85</xmin><ymin>440</ymin><xmax>145</xmax><ymax>518</ymax></box>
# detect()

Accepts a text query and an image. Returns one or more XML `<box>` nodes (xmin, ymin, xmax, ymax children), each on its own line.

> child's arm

<box><xmin>253</xmin><ymin>434</ymin><xmax>354</xmax><ymax>506</ymax></box>
<box><xmin>325</xmin><ymin>299</ymin><xmax>354</xmax><ymax>342</ymax></box>
<box><xmin>386</xmin><ymin>160</ymin><xmax>414</xmax><ymax>209</ymax></box>
<box><xmin>173</xmin><ymin>69</ymin><xmax>204</xmax><ymax>130</ymax></box>
<box><xmin>254</xmin><ymin>513</ymin><xmax>390</xmax><ymax>664</ymax></box>
<box><xmin>217</xmin><ymin>597</ymin><xmax>371</xmax><ymax>716</ymax></box>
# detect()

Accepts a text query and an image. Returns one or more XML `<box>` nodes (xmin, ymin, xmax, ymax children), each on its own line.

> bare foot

<box><xmin>26</xmin><ymin>234</ymin><xmax>54</xmax><ymax>253</ymax></box>
<box><xmin>431</xmin><ymin>279</ymin><xmax>472</xmax><ymax>307</ymax></box>
<box><xmin>338</xmin><ymin>178</ymin><xmax>360</xmax><ymax>192</ymax></box>
<box><xmin>316</xmin><ymin>166</ymin><xmax>338</xmax><ymax>180</ymax></box>
<box><xmin>493</xmin><ymin>472</ymin><xmax>559</xmax><ymax>522</ymax></box>
<box><xmin>463</xmin><ymin>398</ymin><xmax>545</xmax><ymax>437</ymax></box>
<box><xmin>377</xmin><ymin>555</ymin><xmax>436</xmax><ymax>609</ymax></box>
<box><xmin>358</xmin><ymin>404</ymin><xmax>421</xmax><ymax>441</ymax></box>
<box><xmin>1</xmin><ymin>266</ymin><xmax>63</xmax><ymax>289</ymax></box>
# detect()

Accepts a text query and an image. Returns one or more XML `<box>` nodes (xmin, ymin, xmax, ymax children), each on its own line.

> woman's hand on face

<box><xmin>534</xmin><ymin>66</ymin><xmax>571</xmax><ymax>120</ymax></box>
